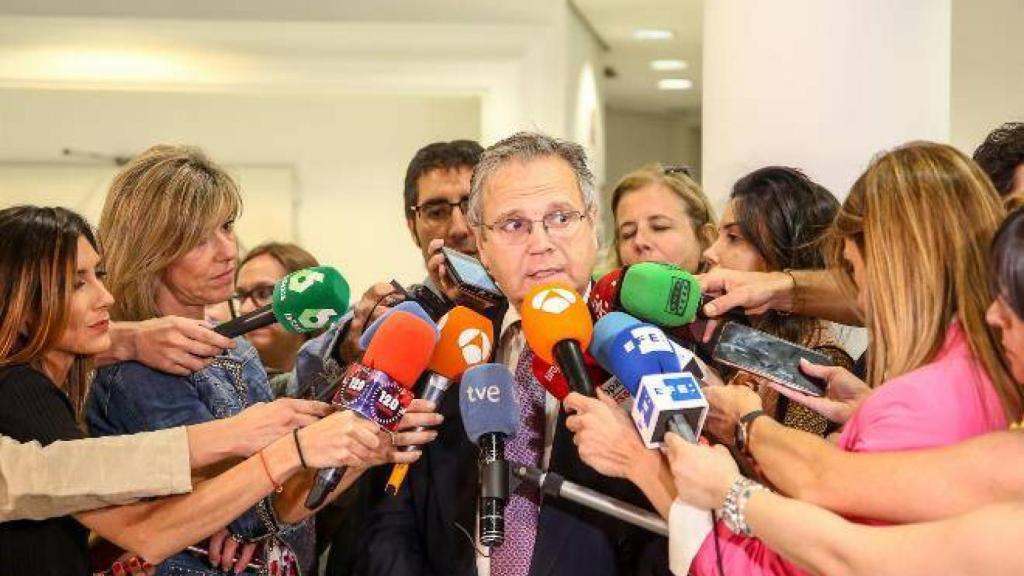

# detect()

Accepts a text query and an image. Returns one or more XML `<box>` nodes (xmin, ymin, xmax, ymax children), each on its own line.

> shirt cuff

<box><xmin>668</xmin><ymin>499</ymin><xmax>714</xmax><ymax>575</ymax></box>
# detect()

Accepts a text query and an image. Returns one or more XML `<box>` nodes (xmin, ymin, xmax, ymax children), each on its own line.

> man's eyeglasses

<box><xmin>477</xmin><ymin>210</ymin><xmax>589</xmax><ymax>245</ymax></box>
<box><xmin>233</xmin><ymin>284</ymin><xmax>274</xmax><ymax>309</ymax></box>
<box><xmin>409</xmin><ymin>197</ymin><xmax>470</xmax><ymax>225</ymax></box>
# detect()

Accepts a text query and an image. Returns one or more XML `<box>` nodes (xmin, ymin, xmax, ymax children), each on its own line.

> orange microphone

<box><xmin>385</xmin><ymin>306</ymin><xmax>495</xmax><ymax>495</ymax></box>
<box><xmin>521</xmin><ymin>283</ymin><xmax>595</xmax><ymax>397</ymax></box>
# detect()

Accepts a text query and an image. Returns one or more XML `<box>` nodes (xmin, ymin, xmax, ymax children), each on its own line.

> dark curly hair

<box><xmin>403</xmin><ymin>140</ymin><xmax>483</xmax><ymax>215</ymax></box>
<box><xmin>972</xmin><ymin>122</ymin><xmax>1024</xmax><ymax>197</ymax></box>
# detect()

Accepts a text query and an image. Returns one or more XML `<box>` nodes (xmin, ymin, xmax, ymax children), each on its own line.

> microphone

<box><xmin>358</xmin><ymin>300</ymin><xmax>437</xmax><ymax>350</ymax></box>
<box><xmin>304</xmin><ymin>310</ymin><xmax>437</xmax><ymax>509</ymax></box>
<box><xmin>521</xmin><ymin>283</ymin><xmax>595</xmax><ymax>396</ymax></box>
<box><xmin>590</xmin><ymin>314</ymin><xmax>708</xmax><ymax>447</ymax></box>
<box><xmin>510</xmin><ymin>463</ymin><xmax>668</xmax><ymax>537</ymax></box>
<box><xmin>459</xmin><ymin>363</ymin><xmax>519</xmax><ymax>548</ymax></box>
<box><xmin>217</xmin><ymin>266</ymin><xmax>350</xmax><ymax>338</ymax></box>
<box><xmin>385</xmin><ymin>305</ymin><xmax>495</xmax><ymax>494</ymax></box>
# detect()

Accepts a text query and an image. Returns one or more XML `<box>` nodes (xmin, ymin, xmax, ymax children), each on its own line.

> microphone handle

<box><xmin>553</xmin><ymin>340</ymin><xmax>594</xmax><ymax>397</ymax></box>
<box><xmin>478</xmin><ymin>432</ymin><xmax>507</xmax><ymax>547</ymax></box>
<box><xmin>305</xmin><ymin>465</ymin><xmax>348</xmax><ymax>510</ymax></box>
<box><xmin>215</xmin><ymin>304</ymin><xmax>276</xmax><ymax>338</ymax></box>
<box><xmin>396</xmin><ymin>373</ymin><xmax>450</xmax><ymax>454</ymax></box>
<box><xmin>511</xmin><ymin>463</ymin><xmax>668</xmax><ymax>537</ymax></box>
<box><xmin>667</xmin><ymin>415</ymin><xmax>698</xmax><ymax>444</ymax></box>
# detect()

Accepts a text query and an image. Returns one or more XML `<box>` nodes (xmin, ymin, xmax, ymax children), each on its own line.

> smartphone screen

<box><xmin>442</xmin><ymin>248</ymin><xmax>502</xmax><ymax>296</ymax></box>
<box><xmin>711</xmin><ymin>322</ymin><xmax>831</xmax><ymax>397</ymax></box>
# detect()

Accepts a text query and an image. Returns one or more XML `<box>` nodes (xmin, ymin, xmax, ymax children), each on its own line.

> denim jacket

<box><xmin>85</xmin><ymin>338</ymin><xmax>314</xmax><ymax>575</ymax></box>
<box><xmin>290</xmin><ymin>312</ymin><xmax>351</xmax><ymax>402</ymax></box>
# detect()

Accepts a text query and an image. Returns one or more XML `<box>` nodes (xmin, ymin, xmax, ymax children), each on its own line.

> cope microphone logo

<box><xmin>458</xmin><ymin>328</ymin><xmax>492</xmax><ymax>365</ymax></box>
<box><xmin>530</xmin><ymin>287</ymin><xmax>577</xmax><ymax>315</ymax></box>
<box><xmin>666</xmin><ymin>277</ymin><xmax>692</xmax><ymax>317</ymax></box>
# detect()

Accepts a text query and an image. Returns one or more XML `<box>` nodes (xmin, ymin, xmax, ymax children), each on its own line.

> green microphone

<box><xmin>216</xmin><ymin>266</ymin><xmax>350</xmax><ymax>338</ymax></box>
<box><xmin>618</xmin><ymin>262</ymin><xmax>702</xmax><ymax>327</ymax></box>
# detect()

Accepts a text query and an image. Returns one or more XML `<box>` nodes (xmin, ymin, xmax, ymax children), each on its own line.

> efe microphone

<box><xmin>521</xmin><ymin>283</ymin><xmax>595</xmax><ymax>396</ymax></box>
<box><xmin>217</xmin><ymin>266</ymin><xmax>350</xmax><ymax>338</ymax></box>
<box><xmin>385</xmin><ymin>306</ymin><xmax>494</xmax><ymax>494</ymax></box>
<box><xmin>304</xmin><ymin>310</ymin><xmax>437</xmax><ymax>509</ymax></box>
<box><xmin>459</xmin><ymin>363</ymin><xmax>519</xmax><ymax>547</ymax></box>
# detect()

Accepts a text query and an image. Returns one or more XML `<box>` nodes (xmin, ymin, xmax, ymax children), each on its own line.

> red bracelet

<box><xmin>258</xmin><ymin>450</ymin><xmax>283</xmax><ymax>493</ymax></box>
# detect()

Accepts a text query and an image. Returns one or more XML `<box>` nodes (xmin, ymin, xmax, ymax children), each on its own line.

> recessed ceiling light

<box><xmin>632</xmin><ymin>29</ymin><xmax>675</xmax><ymax>41</ymax></box>
<box><xmin>658</xmin><ymin>78</ymin><xmax>693</xmax><ymax>91</ymax></box>
<box><xmin>651</xmin><ymin>59</ymin><xmax>688</xmax><ymax>71</ymax></box>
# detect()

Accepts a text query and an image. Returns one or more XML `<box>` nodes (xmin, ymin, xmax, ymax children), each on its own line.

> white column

<box><xmin>701</xmin><ymin>0</ymin><xmax>951</xmax><ymax>206</ymax></box>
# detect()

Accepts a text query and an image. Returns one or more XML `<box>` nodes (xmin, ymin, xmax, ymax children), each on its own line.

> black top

<box><xmin>0</xmin><ymin>364</ymin><xmax>90</xmax><ymax>576</ymax></box>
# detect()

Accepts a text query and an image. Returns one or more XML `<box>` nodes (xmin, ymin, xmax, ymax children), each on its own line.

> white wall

<box><xmin>605</xmin><ymin>108</ymin><xmax>701</xmax><ymax>187</ymax></box>
<box><xmin>950</xmin><ymin>0</ymin><xmax>1024</xmax><ymax>154</ymax></box>
<box><xmin>0</xmin><ymin>87</ymin><xmax>480</xmax><ymax>298</ymax></box>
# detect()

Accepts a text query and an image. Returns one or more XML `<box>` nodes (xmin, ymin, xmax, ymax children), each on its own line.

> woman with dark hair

<box><xmin>0</xmin><ymin>205</ymin><xmax>423</xmax><ymax>576</ymax></box>
<box><xmin>702</xmin><ymin>166</ymin><xmax>852</xmax><ymax>435</ymax></box>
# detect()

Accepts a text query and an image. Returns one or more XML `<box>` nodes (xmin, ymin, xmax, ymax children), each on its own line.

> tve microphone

<box><xmin>459</xmin><ymin>363</ymin><xmax>519</xmax><ymax>548</ymax></box>
<box><xmin>521</xmin><ymin>283</ymin><xmax>595</xmax><ymax>396</ymax></box>
<box><xmin>510</xmin><ymin>463</ymin><xmax>668</xmax><ymax>536</ymax></box>
<box><xmin>216</xmin><ymin>266</ymin><xmax>350</xmax><ymax>338</ymax></box>
<box><xmin>385</xmin><ymin>306</ymin><xmax>494</xmax><ymax>494</ymax></box>
<box><xmin>304</xmin><ymin>311</ymin><xmax>437</xmax><ymax>509</ymax></box>
<box><xmin>592</xmin><ymin>316</ymin><xmax>708</xmax><ymax>447</ymax></box>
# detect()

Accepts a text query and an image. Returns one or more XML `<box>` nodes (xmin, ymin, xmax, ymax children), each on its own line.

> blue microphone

<box><xmin>459</xmin><ymin>363</ymin><xmax>519</xmax><ymax>548</ymax></box>
<box><xmin>591</xmin><ymin>319</ymin><xmax>708</xmax><ymax>447</ymax></box>
<box><xmin>590</xmin><ymin>311</ymin><xmax>642</xmax><ymax>361</ymax></box>
<box><xmin>359</xmin><ymin>300</ymin><xmax>438</xmax><ymax>350</ymax></box>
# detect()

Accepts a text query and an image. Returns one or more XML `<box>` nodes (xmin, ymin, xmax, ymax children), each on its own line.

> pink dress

<box><xmin>689</xmin><ymin>322</ymin><xmax>1008</xmax><ymax>576</ymax></box>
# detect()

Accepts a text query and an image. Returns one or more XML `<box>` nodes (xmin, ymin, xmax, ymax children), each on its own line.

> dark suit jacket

<box><xmin>353</xmin><ymin>366</ymin><xmax>672</xmax><ymax>576</ymax></box>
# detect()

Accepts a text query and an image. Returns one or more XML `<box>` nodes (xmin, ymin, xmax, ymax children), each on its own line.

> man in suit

<box><xmin>355</xmin><ymin>132</ymin><xmax>669</xmax><ymax>576</ymax></box>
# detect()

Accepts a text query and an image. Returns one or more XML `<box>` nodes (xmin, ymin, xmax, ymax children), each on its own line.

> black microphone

<box><xmin>510</xmin><ymin>462</ymin><xmax>668</xmax><ymax>536</ymax></box>
<box><xmin>459</xmin><ymin>363</ymin><xmax>519</xmax><ymax>547</ymax></box>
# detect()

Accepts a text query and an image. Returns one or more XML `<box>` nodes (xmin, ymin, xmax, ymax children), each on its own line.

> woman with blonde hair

<box><xmin>681</xmin><ymin>141</ymin><xmax>1021</xmax><ymax>575</ymax></box>
<box><xmin>610</xmin><ymin>163</ymin><xmax>717</xmax><ymax>272</ymax></box>
<box><xmin>85</xmin><ymin>145</ymin><xmax>437</xmax><ymax>575</ymax></box>
<box><xmin>0</xmin><ymin>205</ymin><xmax>424</xmax><ymax>576</ymax></box>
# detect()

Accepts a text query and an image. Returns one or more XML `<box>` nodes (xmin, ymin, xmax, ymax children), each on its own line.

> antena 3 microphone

<box><xmin>521</xmin><ymin>283</ymin><xmax>595</xmax><ymax>396</ymax></box>
<box><xmin>385</xmin><ymin>306</ymin><xmax>494</xmax><ymax>494</ymax></box>
<box><xmin>216</xmin><ymin>266</ymin><xmax>350</xmax><ymax>338</ymax></box>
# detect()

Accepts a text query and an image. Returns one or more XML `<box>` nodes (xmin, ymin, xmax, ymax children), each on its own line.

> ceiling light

<box><xmin>632</xmin><ymin>29</ymin><xmax>675</xmax><ymax>41</ymax></box>
<box><xmin>658</xmin><ymin>78</ymin><xmax>693</xmax><ymax>91</ymax></box>
<box><xmin>651</xmin><ymin>59</ymin><xmax>688</xmax><ymax>72</ymax></box>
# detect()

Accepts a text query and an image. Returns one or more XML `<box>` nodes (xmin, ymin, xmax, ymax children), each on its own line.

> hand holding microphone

<box><xmin>304</xmin><ymin>310</ymin><xmax>438</xmax><ymax>510</ymax></box>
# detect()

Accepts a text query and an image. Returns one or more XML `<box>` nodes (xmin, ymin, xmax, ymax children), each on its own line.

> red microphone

<box><xmin>588</xmin><ymin>267</ymin><xmax>626</xmax><ymax>321</ymax></box>
<box><xmin>305</xmin><ymin>310</ymin><xmax>437</xmax><ymax>509</ymax></box>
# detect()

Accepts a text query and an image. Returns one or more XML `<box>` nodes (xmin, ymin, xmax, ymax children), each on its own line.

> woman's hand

<box><xmin>703</xmin><ymin>384</ymin><xmax>764</xmax><ymax>445</ymax></box>
<box><xmin>206</xmin><ymin>529</ymin><xmax>259</xmax><ymax>575</ymax></box>
<box><xmin>564</xmin><ymin>390</ymin><xmax>650</xmax><ymax>480</ymax></box>
<box><xmin>663</xmin><ymin>433</ymin><xmax>741</xmax><ymax>511</ymax></box>
<box><xmin>229</xmin><ymin>399</ymin><xmax>333</xmax><ymax>456</ymax></box>
<box><xmin>365</xmin><ymin>399</ymin><xmax>443</xmax><ymax>468</ymax></box>
<box><xmin>295</xmin><ymin>410</ymin><xmax>384</xmax><ymax>469</ymax></box>
<box><xmin>766</xmin><ymin>359</ymin><xmax>872</xmax><ymax>424</ymax></box>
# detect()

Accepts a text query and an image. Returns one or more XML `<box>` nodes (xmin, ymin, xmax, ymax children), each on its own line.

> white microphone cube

<box><xmin>631</xmin><ymin>372</ymin><xmax>708</xmax><ymax>448</ymax></box>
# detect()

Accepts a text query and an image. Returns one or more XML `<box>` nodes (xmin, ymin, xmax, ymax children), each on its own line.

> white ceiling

<box><xmin>574</xmin><ymin>0</ymin><xmax>703</xmax><ymax>115</ymax></box>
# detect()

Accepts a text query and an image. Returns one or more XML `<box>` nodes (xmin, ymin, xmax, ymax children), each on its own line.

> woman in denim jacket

<box><xmin>86</xmin><ymin>145</ymin><xmax>320</xmax><ymax>575</ymax></box>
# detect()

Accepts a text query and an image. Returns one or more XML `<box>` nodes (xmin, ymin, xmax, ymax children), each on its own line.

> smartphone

<box><xmin>711</xmin><ymin>322</ymin><xmax>831</xmax><ymax>397</ymax></box>
<box><xmin>441</xmin><ymin>247</ymin><xmax>504</xmax><ymax>309</ymax></box>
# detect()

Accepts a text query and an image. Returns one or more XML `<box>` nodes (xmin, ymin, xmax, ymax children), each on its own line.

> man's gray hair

<box><xmin>467</xmin><ymin>131</ymin><xmax>598</xmax><ymax>226</ymax></box>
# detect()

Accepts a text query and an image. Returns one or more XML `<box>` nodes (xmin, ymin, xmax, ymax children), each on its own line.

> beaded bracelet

<box><xmin>719</xmin><ymin>476</ymin><xmax>770</xmax><ymax>537</ymax></box>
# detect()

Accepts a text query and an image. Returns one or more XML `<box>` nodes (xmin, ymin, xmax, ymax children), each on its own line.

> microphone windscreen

<box><xmin>595</xmin><ymin>322</ymin><xmax>682</xmax><ymax>396</ymax></box>
<box><xmin>521</xmin><ymin>283</ymin><xmax>593</xmax><ymax>365</ymax></box>
<box><xmin>588</xmin><ymin>267</ymin><xmax>626</xmax><ymax>320</ymax></box>
<box><xmin>590</xmin><ymin>311</ymin><xmax>643</xmax><ymax>360</ymax></box>
<box><xmin>360</xmin><ymin>300</ymin><xmax>437</xmax><ymax>350</ymax></box>
<box><xmin>459</xmin><ymin>363</ymin><xmax>520</xmax><ymax>444</ymax></box>
<box><xmin>619</xmin><ymin>262</ymin><xmax>702</xmax><ymax>327</ymax></box>
<box><xmin>429</xmin><ymin>306</ymin><xmax>495</xmax><ymax>379</ymax></box>
<box><xmin>362</xmin><ymin>311</ymin><xmax>438</xmax><ymax>388</ymax></box>
<box><xmin>271</xmin><ymin>266</ymin><xmax>351</xmax><ymax>333</ymax></box>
